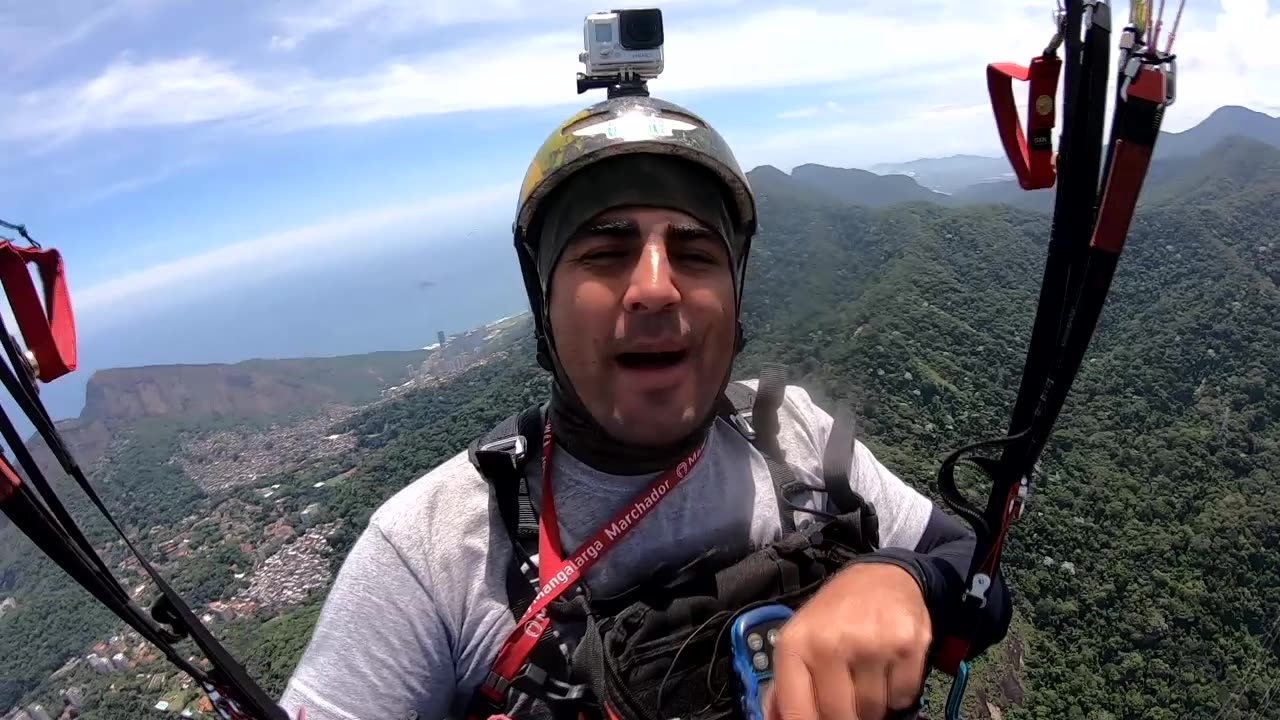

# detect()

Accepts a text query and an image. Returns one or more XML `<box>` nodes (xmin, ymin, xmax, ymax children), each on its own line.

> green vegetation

<box><xmin>2</xmin><ymin>135</ymin><xmax>1277</xmax><ymax>718</ymax></box>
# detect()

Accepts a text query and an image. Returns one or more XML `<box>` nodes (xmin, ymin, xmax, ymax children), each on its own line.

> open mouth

<box><xmin>615</xmin><ymin>349</ymin><xmax>690</xmax><ymax>370</ymax></box>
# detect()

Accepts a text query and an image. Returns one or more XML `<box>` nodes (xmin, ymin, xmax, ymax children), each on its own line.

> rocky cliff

<box><xmin>78</xmin><ymin>350</ymin><xmax>430</xmax><ymax>426</ymax></box>
<box><xmin>22</xmin><ymin>349</ymin><xmax>431</xmax><ymax>480</ymax></box>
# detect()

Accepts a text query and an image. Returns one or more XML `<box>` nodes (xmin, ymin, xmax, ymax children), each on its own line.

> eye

<box><xmin>581</xmin><ymin>248</ymin><xmax>629</xmax><ymax>262</ymax></box>
<box><xmin>678</xmin><ymin>250</ymin><xmax>718</xmax><ymax>264</ymax></box>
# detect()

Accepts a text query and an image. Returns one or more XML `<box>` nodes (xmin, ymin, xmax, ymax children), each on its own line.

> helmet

<box><xmin>514</xmin><ymin>94</ymin><xmax>757</xmax><ymax>245</ymax></box>
<box><xmin>513</xmin><ymin>94</ymin><xmax>758</xmax><ymax>368</ymax></box>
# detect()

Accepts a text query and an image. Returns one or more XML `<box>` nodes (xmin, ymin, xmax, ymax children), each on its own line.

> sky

<box><xmin>0</xmin><ymin>0</ymin><xmax>1277</xmax><ymax>420</ymax></box>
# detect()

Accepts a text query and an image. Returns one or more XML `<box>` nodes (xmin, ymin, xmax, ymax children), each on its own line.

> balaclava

<box><xmin>528</xmin><ymin>153</ymin><xmax>749</xmax><ymax>475</ymax></box>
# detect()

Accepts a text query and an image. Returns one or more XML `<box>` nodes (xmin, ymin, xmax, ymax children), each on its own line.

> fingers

<box><xmin>811</xmin><ymin>656</ymin><xmax>860</xmax><ymax>720</ymax></box>
<box><xmin>768</xmin><ymin>641</ymin><xmax>819</xmax><ymax>720</ymax></box>
<box><xmin>885</xmin><ymin>644</ymin><xmax>928</xmax><ymax>710</ymax></box>
<box><xmin>851</xmin><ymin>659</ymin><xmax>888</xmax><ymax>720</ymax></box>
<box><xmin>770</xmin><ymin>631</ymin><xmax>924</xmax><ymax>720</ymax></box>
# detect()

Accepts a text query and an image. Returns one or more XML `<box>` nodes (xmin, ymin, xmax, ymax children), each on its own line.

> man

<box><xmin>279</xmin><ymin>94</ymin><xmax>1011</xmax><ymax>720</ymax></box>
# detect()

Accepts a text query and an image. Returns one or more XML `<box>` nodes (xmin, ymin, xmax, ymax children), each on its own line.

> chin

<box><xmin>609</xmin><ymin>398</ymin><xmax>706</xmax><ymax>447</ymax></box>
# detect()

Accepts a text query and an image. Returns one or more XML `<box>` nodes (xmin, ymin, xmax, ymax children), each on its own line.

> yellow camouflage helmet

<box><xmin>512</xmin><ymin>93</ymin><xmax>757</xmax><ymax>370</ymax></box>
<box><xmin>512</xmin><ymin>94</ymin><xmax>757</xmax><ymax>248</ymax></box>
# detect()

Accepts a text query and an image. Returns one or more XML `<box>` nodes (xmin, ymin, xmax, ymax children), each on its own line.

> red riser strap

<box><xmin>987</xmin><ymin>55</ymin><xmax>1062</xmax><ymax>191</ymax></box>
<box><xmin>0</xmin><ymin>242</ymin><xmax>77</xmax><ymax>382</ymax></box>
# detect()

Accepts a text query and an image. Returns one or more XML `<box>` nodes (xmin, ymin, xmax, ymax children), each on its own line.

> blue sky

<box><xmin>0</xmin><ymin>0</ymin><xmax>1275</xmax><ymax>395</ymax></box>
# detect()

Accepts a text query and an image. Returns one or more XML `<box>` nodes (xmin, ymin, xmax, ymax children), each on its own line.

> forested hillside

<box><xmin>734</xmin><ymin>136</ymin><xmax>1280</xmax><ymax>718</ymax></box>
<box><xmin>2</xmin><ymin>134</ymin><xmax>1276</xmax><ymax>720</ymax></box>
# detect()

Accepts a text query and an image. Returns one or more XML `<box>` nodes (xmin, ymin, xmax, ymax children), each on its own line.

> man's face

<box><xmin>547</xmin><ymin>205</ymin><xmax>737</xmax><ymax>448</ymax></box>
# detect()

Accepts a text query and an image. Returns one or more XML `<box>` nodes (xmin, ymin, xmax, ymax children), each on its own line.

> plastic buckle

<box><xmin>479</xmin><ymin>435</ymin><xmax>529</xmax><ymax>470</ymax></box>
<box><xmin>1009</xmin><ymin>475</ymin><xmax>1030</xmax><ymax>521</ymax></box>
<box><xmin>730</xmin><ymin>410</ymin><xmax>756</xmax><ymax>441</ymax></box>
<box><xmin>1162</xmin><ymin>56</ymin><xmax>1178</xmax><ymax>107</ymax></box>
<box><xmin>962</xmin><ymin>573</ymin><xmax>991</xmax><ymax>609</ymax></box>
<box><xmin>511</xmin><ymin>664</ymin><xmax>587</xmax><ymax>702</ymax></box>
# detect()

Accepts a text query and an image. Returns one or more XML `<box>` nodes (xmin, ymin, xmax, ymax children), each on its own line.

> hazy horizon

<box><xmin>37</xmin><ymin>232</ymin><xmax>529</xmax><ymax>422</ymax></box>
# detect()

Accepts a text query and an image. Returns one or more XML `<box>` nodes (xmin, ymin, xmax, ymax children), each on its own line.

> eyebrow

<box><xmin>572</xmin><ymin>218</ymin><xmax>719</xmax><ymax>244</ymax></box>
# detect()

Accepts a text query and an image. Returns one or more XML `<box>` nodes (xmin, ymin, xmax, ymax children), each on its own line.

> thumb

<box><xmin>296</xmin><ymin>708</ymin><xmax>307</xmax><ymax>720</ymax></box>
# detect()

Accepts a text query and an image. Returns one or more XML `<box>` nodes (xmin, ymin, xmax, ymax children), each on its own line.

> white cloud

<box><xmin>73</xmin><ymin>182</ymin><xmax>514</xmax><ymax>323</ymax></box>
<box><xmin>777</xmin><ymin>106</ymin><xmax>821</xmax><ymax>120</ymax></box>
<box><xmin>263</xmin><ymin>0</ymin><xmax>742</xmax><ymax>48</ymax></box>
<box><xmin>777</xmin><ymin>101</ymin><xmax>847</xmax><ymax>120</ymax></box>
<box><xmin>7</xmin><ymin>0</ymin><xmax>1269</xmax><ymax>148</ymax></box>
<box><xmin>2</xmin><ymin>57</ymin><xmax>277</xmax><ymax>145</ymax></box>
<box><xmin>733</xmin><ymin>101</ymin><xmax>1000</xmax><ymax>171</ymax></box>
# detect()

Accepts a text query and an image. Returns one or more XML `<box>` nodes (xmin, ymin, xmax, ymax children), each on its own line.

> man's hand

<box><xmin>765</xmin><ymin>562</ymin><xmax>931</xmax><ymax>720</ymax></box>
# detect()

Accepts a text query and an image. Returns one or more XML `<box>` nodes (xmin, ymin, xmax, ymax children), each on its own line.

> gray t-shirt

<box><xmin>278</xmin><ymin>381</ymin><xmax>935</xmax><ymax>720</ymax></box>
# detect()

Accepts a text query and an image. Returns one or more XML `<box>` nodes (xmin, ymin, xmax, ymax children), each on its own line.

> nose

<box><xmin>621</xmin><ymin>237</ymin><xmax>680</xmax><ymax>313</ymax></box>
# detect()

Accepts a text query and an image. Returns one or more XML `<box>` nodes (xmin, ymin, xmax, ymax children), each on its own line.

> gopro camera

<box><xmin>579</xmin><ymin>8</ymin><xmax>665</xmax><ymax>81</ymax></box>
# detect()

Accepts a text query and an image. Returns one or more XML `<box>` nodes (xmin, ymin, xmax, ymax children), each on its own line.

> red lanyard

<box><xmin>482</xmin><ymin>419</ymin><xmax>707</xmax><ymax>700</ymax></box>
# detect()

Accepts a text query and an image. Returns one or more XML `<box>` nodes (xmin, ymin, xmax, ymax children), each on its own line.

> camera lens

<box><xmin>618</xmin><ymin>8</ymin><xmax>663</xmax><ymax>50</ymax></box>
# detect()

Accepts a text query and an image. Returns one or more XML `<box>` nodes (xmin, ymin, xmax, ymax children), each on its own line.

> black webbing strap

<box><xmin>752</xmin><ymin>364</ymin><xmax>787</xmax><ymax>458</ymax></box>
<box><xmin>753</xmin><ymin>364</ymin><xmax>802</xmax><ymax>534</ymax></box>
<box><xmin>471</xmin><ymin>404</ymin><xmax>546</xmax><ymax>617</ymax></box>
<box><xmin>823</xmin><ymin>404</ymin><xmax>880</xmax><ymax>550</ymax></box>
<box><xmin>468</xmin><ymin>404</ymin><xmax>589</xmax><ymax>717</ymax></box>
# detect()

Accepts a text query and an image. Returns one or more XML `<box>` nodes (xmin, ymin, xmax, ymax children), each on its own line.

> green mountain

<box><xmin>3</xmin><ymin>136</ymin><xmax>1278</xmax><ymax>719</ymax></box>
<box><xmin>953</xmin><ymin>106</ymin><xmax>1280</xmax><ymax>209</ymax></box>
<box><xmin>1157</xmin><ymin>105</ymin><xmax>1280</xmax><ymax>159</ymax></box>
<box><xmin>748</xmin><ymin>163</ymin><xmax>954</xmax><ymax>210</ymax></box>
<box><xmin>745</xmin><ymin>136</ymin><xmax>1280</xmax><ymax>718</ymax></box>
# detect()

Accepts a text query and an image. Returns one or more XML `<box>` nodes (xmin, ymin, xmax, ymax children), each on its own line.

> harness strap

<box><xmin>469</xmin><ymin>405</ymin><xmax>587</xmax><ymax>719</ymax></box>
<box><xmin>471</xmin><ymin>404</ymin><xmax>547</xmax><ymax>608</ymax></box>
<box><xmin>751</xmin><ymin>363</ymin><xmax>798</xmax><ymax>534</ymax></box>
<box><xmin>823</xmin><ymin>404</ymin><xmax>880</xmax><ymax>548</ymax></box>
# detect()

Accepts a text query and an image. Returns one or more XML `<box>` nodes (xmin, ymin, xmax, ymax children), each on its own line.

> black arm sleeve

<box><xmin>846</xmin><ymin>505</ymin><xmax>1013</xmax><ymax>660</ymax></box>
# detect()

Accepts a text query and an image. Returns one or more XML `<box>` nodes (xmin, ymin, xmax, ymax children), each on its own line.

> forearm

<box><xmin>847</xmin><ymin>506</ymin><xmax>1012</xmax><ymax>659</ymax></box>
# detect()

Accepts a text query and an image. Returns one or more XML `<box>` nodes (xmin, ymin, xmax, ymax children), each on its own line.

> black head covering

<box><xmin>527</xmin><ymin>153</ymin><xmax>749</xmax><ymax>475</ymax></box>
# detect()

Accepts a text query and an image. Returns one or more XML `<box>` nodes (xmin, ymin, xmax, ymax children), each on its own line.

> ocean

<box><xmin>36</xmin><ymin>234</ymin><xmax>530</xmax><ymax>422</ymax></box>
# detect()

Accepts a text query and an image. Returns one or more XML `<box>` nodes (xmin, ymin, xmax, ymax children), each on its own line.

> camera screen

<box><xmin>594</xmin><ymin>22</ymin><xmax>613</xmax><ymax>43</ymax></box>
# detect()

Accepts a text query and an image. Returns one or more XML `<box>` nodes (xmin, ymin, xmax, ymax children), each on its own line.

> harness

<box><xmin>463</xmin><ymin>363</ymin><xmax>882</xmax><ymax>720</ymax></box>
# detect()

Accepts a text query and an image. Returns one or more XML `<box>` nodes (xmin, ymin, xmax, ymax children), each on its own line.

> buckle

<box><xmin>1161</xmin><ymin>56</ymin><xmax>1177</xmax><ymax>106</ymax></box>
<box><xmin>1009</xmin><ymin>475</ymin><xmax>1030</xmax><ymax>521</ymax></box>
<box><xmin>730</xmin><ymin>411</ymin><xmax>756</xmax><ymax>441</ymax></box>
<box><xmin>511</xmin><ymin>664</ymin><xmax>587</xmax><ymax>702</ymax></box>
<box><xmin>478</xmin><ymin>435</ymin><xmax>528</xmax><ymax>469</ymax></box>
<box><xmin>962</xmin><ymin>573</ymin><xmax>992</xmax><ymax>609</ymax></box>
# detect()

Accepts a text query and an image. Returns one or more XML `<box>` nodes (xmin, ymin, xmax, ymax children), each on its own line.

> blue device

<box><xmin>729</xmin><ymin>604</ymin><xmax>794</xmax><ymax>720</ymax></box>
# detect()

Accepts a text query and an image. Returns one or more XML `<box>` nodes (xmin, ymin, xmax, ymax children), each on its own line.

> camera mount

<box><xmin>576</xmin><ymin>72</ymin><xmax>651</xmax><ymax>98</ymax></box>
